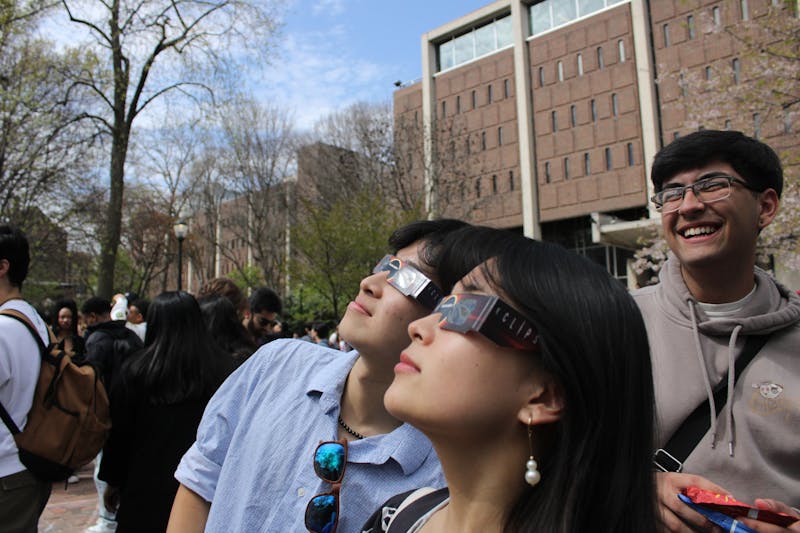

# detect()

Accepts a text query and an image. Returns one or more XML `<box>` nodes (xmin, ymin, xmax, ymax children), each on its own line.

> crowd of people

<box><xmin>1</xmin><ymin>129</ymin><xmax>798</xmax><ymax>533</ymax></box>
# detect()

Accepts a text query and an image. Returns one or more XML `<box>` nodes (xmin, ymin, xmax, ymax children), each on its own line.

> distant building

<box><xmin>395</xmin><ymin>0</ymin><xmax>798</xmax><ymax>286</ymax></box>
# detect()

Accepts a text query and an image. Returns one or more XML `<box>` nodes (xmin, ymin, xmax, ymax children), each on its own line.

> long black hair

<box><xmin>199</xmin><ymin>294</ymin><xmax>256</xmax><ymax>364</ymax></box>
<box><xmin>438</xmin><ymin>226</ymin><xmax>658</xmax><ymax>533</ymax></box>
<box><xmin>125</xmin><ymin>291</ymin><xmax>232</xmax><ymax>405</ymax></box>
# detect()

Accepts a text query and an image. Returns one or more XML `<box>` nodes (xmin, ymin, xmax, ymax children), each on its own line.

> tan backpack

<box><xmin>0</xmin><ymin>309</ymin><xmax>111</xmax><ymax>481</ymax></box>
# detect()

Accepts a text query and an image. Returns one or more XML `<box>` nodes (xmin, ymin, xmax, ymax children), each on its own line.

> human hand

<box><xmin>657</xmin><ymin>471</ymin><xmax>730</xmax><ymax>532</ymax></box>
<box><xmin>103</xmin><ymin>485</ymin><xmax>120</xmax><ymax>514</ymax></box>
<box><xmin>739</xmin><ymin>499</ymin><xmax>800</xmax><ymax>532</ymax></box>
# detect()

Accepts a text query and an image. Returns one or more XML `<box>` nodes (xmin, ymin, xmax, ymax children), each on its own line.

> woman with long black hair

<box><xmin>51</xmin><ymin>298</ymin><xmax>85</xmax><ymax>361</ymax></box>
<box><xmin>362</xmin><ymin>227</ymin><xmax>659</xmax><ymax>532</ymax></box>
<box><xmin>99</xmin><ymin>291</ymin><xmax>234</xmax><ymax>533</ymax></box>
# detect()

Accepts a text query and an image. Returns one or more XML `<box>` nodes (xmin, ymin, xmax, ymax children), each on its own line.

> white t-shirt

<box><xmin>0</xmin><ymin>299</ymin><xmax>48</xmax><ymax>477</ymax></box>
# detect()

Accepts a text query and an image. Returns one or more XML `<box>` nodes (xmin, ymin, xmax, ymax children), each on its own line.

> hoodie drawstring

<box><xmin>688</xmin><ymin>301</ymin><xmax>718</xmax><ymax>449</ymax></box>
<box><xmin>726</xmin><ymin>325</ymin><xmax>743</xmax><ymax>457</ymax></box>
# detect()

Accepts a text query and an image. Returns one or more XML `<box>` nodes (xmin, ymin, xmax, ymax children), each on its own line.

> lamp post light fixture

<box><xmin>173</xmin><ymin>219</ymin><xmax>188</xmax><ymax>291</ymax></box>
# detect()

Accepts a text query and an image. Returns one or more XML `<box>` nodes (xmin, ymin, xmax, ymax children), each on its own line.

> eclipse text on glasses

<box><xmin>305</xmin><ymin>440</ymin><xmax>347</xmax><ymax>533</ymax></box>
<box><xmin>650</xmin><ymin>173</ymin><xmax>760</xmax><ymax>214</ymax></box>
<box><xmin>372</xmin><ymin>254</ymin><xmax>444</xmax><ymax>310</ymax></box>
<box><xmin>434</xmin><ymin>293</ymin><xmax>540</xmax><ymax>351</ymax></box>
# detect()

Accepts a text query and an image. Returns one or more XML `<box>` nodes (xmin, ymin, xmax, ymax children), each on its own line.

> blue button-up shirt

<box><xmin>175</xmin><ymin>339</ymin><xmax>444</xmax><ymax>532</ymax></box>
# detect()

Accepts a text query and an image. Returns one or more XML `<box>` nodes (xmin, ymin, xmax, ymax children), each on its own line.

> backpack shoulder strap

<box><xmin>0</xmin><ymin>310</ymin><xmax>48</xmax><ymax>435</ymax></box>
<box><xmin>387</xmin><ymin>487</ymin><xmax>449</xmax><ymax>533</ymax></box>
<box><xmin>0</xmin><ymin>309</ymin><xmax>48</xmax><ymax>352</ymax></box>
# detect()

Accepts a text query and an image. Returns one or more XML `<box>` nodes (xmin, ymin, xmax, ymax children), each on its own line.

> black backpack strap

<box><xmin>653</xmin><ymin>334</ymin><xmax>771</xmax><ymax>473</ymax></box>
<box><xmin>0</xmin><ymin>310</ymin><xmax>48</xmax><ymax>436</ymax></box>
<box><xmin>387</xmin><ymin>488</ymin><xmax>449</xmax><ymax>532</ymax></box>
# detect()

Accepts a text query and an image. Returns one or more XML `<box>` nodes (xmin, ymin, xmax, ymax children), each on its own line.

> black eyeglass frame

<box><xmin>650</xmin><ymin>173</ymin><xmax>759</xmax><ymax>213</ymax></box>
<box><xmin>372</xmin><ymin>254</ymin><xmax>444</xmax><ymax>310</ymax></box>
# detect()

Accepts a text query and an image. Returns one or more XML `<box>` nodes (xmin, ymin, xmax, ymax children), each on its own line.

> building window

<box><xmin>687</xmin><ymin>15</ymin><xmax>696</xmax><ymax>39</ymax></box>
<box><xmin>713</xmin><ymin>6</ymin><xmax>721</xmax><ymax>27</ymax></box>
<box><xmin>627</xmin><ymin>142</ymin><xmax>635</xmax><ymax>166</ymax></box>
<box><xmin>504</xmin><ymin>79</ymin><xmax>510</xmax><ymax>98</ymax></box>
<box><xmin>674</xmin><ymin>131</ymin><xmax>680</xmax><ymax>140</ymax></box>
<box><xmin>564</xmin><ymin>157</ymin><xmax>570</xmax><ymax>179</ymax></box>
<box><xmin>456</xmin><ymin>95</ymin><xmax>461</xmax><ymax>113</ymax></box>
<box><xmin>741</xmin><ymin>0</ymin><xmax>749</xmax><ymax>20</ymax></box>
<box><xmin>784</xmin><ymin>111</ymin><xmax>793</xmax><ymax>134</ymax></box>
<box><xmin>466</xmin><ymin>137</ymin><xmax>471</xmax><ymax>154</ymax></box>
<box><xmin>611</xmin><ymin>93</ymin><xmax>619</xmax><ymax>117</ymax></box>
<box><xmin>591</xmin><ymin>99</ymin><xmax>597</xmax><ymax>122</ymax></box>
<box><xmin>552</xmin><ymin>110</ymin><xmax>558</xmax><ymax>132</ymax></box>
<box><xmin>618</xmin><ymin>40</ymin><xmax>625</xmax><ymax>63</ymax></box>
<box><xmin>732</xmin><ymin>58</ymin><xmax>740</xmax><ymax>83</ymax></box>
<box><xmin>498</xmin><ymin>126</ymin><xmax>504</xmax><ymax>146</ymax></box>
<box><xmin>492</xmin><ymin>174</ymin><xmax>498</xmax><ymax>193</ymax></box>
<box><xmin>605</xmin><ymin>147</ymin><xmax>612</xmax><ymax>170</ymax></box>
<box><xmin>570</xmin><ymin>105</ymin><xmax>577</xmax><ymax>127</ymax></box>
<box><xmin>753</xmin><ymin>113</ymin><xmax>761</xmax><ymax>138</ymax></box>
<box><xmin>705</xmin><ymin>66</ymin><xmax>712</xmax><ymax>81</ymax></box>
<box><xmin>481</xmin><ymin>131</ymin><xmax>487</xmax><ymax>150</ymax></box>
<box><xmin>460</xmin><ymin>182</ymin><xmax>466</xmax><ymax>201</ymax></box>
<box><xmin>725</xmin><ymin>119</ymin><xmax>732</xmax><ymax>130</ymax></box>
<box><xmin>487</xmin><ymin>84</ymin><xmax>493</xmax><ymax>104</ymax></box>
<box><xmin>557</xmin><ymin>60</ymin><xmax>564</xmax><ymax>82</ymax></box>
<box><xmin>577</xmin><ymin>53</ymin><xmax>584</xmax><ymax>76</ymax></box>
<box><xmin>597</xmin><ymin>47</ymin><xmax>604</xmax><ymax>69</ymax></box>
<box><xmin>441</xmin><ymin>100</ymin><xmax>446</xmax><ymax>117</ymax></box>
<box><xmin>545</xmin><ymin>162</ymin><xmax>551</xmax><ymax>183</ymax></box>
<box><xmin>584</xmin><ymin>153</ymin><xmax>591</xmax><ymax>175</ymax></box>
<box><xmin>436</xmin><ymin>14</ymin><xmax>513</xmax><ymax>73</ymax></box>
<box><xmin>472</xmin><ymin>90</ymin><xmax>477</xmax><ymax>109</ymax></box>
<box><xmin>539</xmin><ymin>66</ymin><xmax>545</xmax><ymax>87</ymax></box>
<box><xmin>509</xmin><ymin>170</ymin><xmax>515</xmax><ymax>191</ymax></box>
<box><xmin>476</xmin><ymin>177</ymin><xmax>482</xmax><ymax>198</ymax></box>
<box><xmin>680</xmin><ymin>73</ymin><xmax>687</xmax><ymax>96</ymax></box>
<box><xmin>663</xmin><ymin>24</ymin><xmax>670</xmax><ymax>47</ymax></box>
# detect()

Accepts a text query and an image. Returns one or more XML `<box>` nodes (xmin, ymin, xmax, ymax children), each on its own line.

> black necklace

<box><xmin>337</xmin><ymin>415</ymin><xmax>366</xmax><ymax>440</ymax></box>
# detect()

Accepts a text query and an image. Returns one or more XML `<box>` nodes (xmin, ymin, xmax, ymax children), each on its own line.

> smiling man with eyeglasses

<box><xmin>632</xmin><ymin>130</ymin><xmax>800</xmax><ymax>532</ymax></box>
<box><xmin>167</xmin><ymin>219</ymin><xmax>473</xmax><ymax>533</ymax></box>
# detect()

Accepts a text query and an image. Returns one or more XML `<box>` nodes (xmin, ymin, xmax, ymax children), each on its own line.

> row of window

<box><xmin>538</xmin><ymin>40</ymin><xmax>625</xmax><ymax>87</ymax></box>
<box><xmin>550</xmin><ymin>94</ymin><xmax>621</xmax><ymax>132</ymax></box>
<box><xmin>443</xmin><ymin>170</ymin><xmax>517</xmax><ymax>202</ymax></box>
<box><xmin>542</xmin><ymin>143</ymin><xmax>636</xmax><ymax>183</ymax></box>
<box><xmin>464</xmin><ymin>126</ymin><xmax>509</xmax><ymax>154</ymax></box>
<box><xmin>661</xmin><ymin>0</ymin><xmax>781</xmax><ymax>48</ymax></box>
<box><xmin>438</xmin><ymin>15</ymin><xmax>512</xmax><ymax>72</ymax></box>
<box><xmin>530</xmin><ymin>0</ymin><xmax>627</xmax><ymax>37</ymax></box>
<box><xmin>675</xmin><ymin>110</ymin><xmax>792</xmax><ymax>142</ymax></box>
<box><xmin>440</xmin><ymin>78</ymin><xmax>513</xmax><ymax>117</ymax></box>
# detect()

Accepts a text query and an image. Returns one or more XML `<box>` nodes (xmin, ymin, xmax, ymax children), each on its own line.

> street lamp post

<box><xmin>173</xmin><ymin>219</ymin><xmax>188</xmax><ymax>291</ymax></box>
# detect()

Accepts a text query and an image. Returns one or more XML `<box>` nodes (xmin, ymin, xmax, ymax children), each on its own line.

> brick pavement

<box><xmin>38</xmin><ymin>463</ymin><xmax>100</xmax><ymax>533</ymax></box>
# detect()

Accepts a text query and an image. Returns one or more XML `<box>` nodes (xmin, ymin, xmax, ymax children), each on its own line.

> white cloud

<box><xmin>251</xmin><ymin>25</ymin><xmax>397</xmax><ymax>131</ymax></box>
<box><xmin>312</xmin><ymin>0</ymin><xmax>346</xmax><ymax>16</ymax></box>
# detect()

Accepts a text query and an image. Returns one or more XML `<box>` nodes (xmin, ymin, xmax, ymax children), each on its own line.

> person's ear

<box><xmin>0</xmin><ymin>258</ymin><xmax>9</xmax><ymax>278</ymax></box>
<box><xmin>757</xmin><ymin>188</ymin><xmax>779</xmax><ymax>230</ymax></box>
<box><xmin>517</xmin><ymin>376</ymin><xmax>564</xmax><ymax>427</ymax></box>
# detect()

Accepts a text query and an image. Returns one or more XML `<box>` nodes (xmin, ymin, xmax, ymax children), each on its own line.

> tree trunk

<box><xmin>97</xmin><ymin>129</ymin><xmax>128</xmax><ymax>298</ymax></box>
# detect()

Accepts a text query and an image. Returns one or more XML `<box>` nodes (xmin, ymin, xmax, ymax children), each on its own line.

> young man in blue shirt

<box><xmin>168</xmin><ymin>219</ymin><xmax>470</xmax><ymax>532</ymax></box>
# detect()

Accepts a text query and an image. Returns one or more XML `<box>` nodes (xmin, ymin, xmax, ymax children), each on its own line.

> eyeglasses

<box><xmin>305</xmin><ymin>440</ymin><xmax>347</xmax><ymax>533</ymax></box>
<box><xmin>255</xmin><ymin>316</ymin><xmax>275</xmax><ymax>328</ymax></box>
<box><xmin>372</xmin><ymin>254</ymin><xmax>444</xmax><ymax>310</ymax></box>
<box><xmin>434</xmin><ymin>293</ymin><xmax>540</xmax><ymax>351</ymax></box>
<box><xmin>651</xmin><ymin>173</ymin><xmax>758</xmax><ymax>214</ymax></box>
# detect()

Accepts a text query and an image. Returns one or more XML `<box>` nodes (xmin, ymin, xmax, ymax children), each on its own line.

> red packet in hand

<box><xmin>682</xmin><ymin>487</ymin><xmax>799</xmax><ymax>528</ymax></box>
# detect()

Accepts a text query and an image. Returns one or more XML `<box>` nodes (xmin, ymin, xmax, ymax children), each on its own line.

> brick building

<box><xmin>395</xmin><ymin>0</ymin><xmax>798</xmax><ymax>286</ymax></box>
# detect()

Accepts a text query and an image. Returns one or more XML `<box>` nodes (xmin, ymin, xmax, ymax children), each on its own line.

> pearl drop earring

<box><xmin>525</xmin><ymin>417</ymin><xmax>541</xmax><ymax>487</ymax></box>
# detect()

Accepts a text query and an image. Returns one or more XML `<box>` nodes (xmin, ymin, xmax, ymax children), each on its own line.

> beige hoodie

<box><xmin>632</xmin><ymin>256</ymin><xmax>800</xmax><ymax>505</ymax></box>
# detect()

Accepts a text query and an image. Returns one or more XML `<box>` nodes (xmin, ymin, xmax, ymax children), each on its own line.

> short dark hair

<box><xmin>249</xmin><ymin>287</ymin><xmax>282</xmax><ymax>315</ymax></box>
<box><xmin>81</xmin><ymin>296</ymin><xmax>111</xmax><ymax>316</ymax></box>
<box><xmin>0</xmin><ymin>225</ymin><xmax>30</xmax><ymax>288</ymax></box>
<box><xmin>130</xmin><ymin>298</ymin><xmax>150</xmax><ymax>320</ymax></box>
<box><xmin>387</xmin><ymin>219</ymin><xmax>470</xmax><ymax>292</ymax></box>
<box><xmin>312</xmin><ymin>321</ymin><xmax>331</xmax><ymax>339</ymax></box>
<box><xmin>651</xmin><ymin>130</ymin><xmax>783</xmax><ymax>197</ymax></box>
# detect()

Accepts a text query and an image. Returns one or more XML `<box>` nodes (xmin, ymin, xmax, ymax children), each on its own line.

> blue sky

<box><xmin>253</xmin><ymin>0</ymin><xmax>491</xmax><ymax>129</ymax></box>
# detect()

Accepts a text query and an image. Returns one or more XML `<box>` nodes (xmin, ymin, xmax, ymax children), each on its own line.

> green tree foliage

<box><xmin>291</xmin><ymin>192</ymin><xmax>419</xmax><ymax>319</ymax></box>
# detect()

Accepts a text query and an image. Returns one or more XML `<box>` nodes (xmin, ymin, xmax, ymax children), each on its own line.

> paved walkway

<box><xmin>39</xmin><ymin>463</ymin><xmax>100</xmax><ymax>533</ymax></box>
